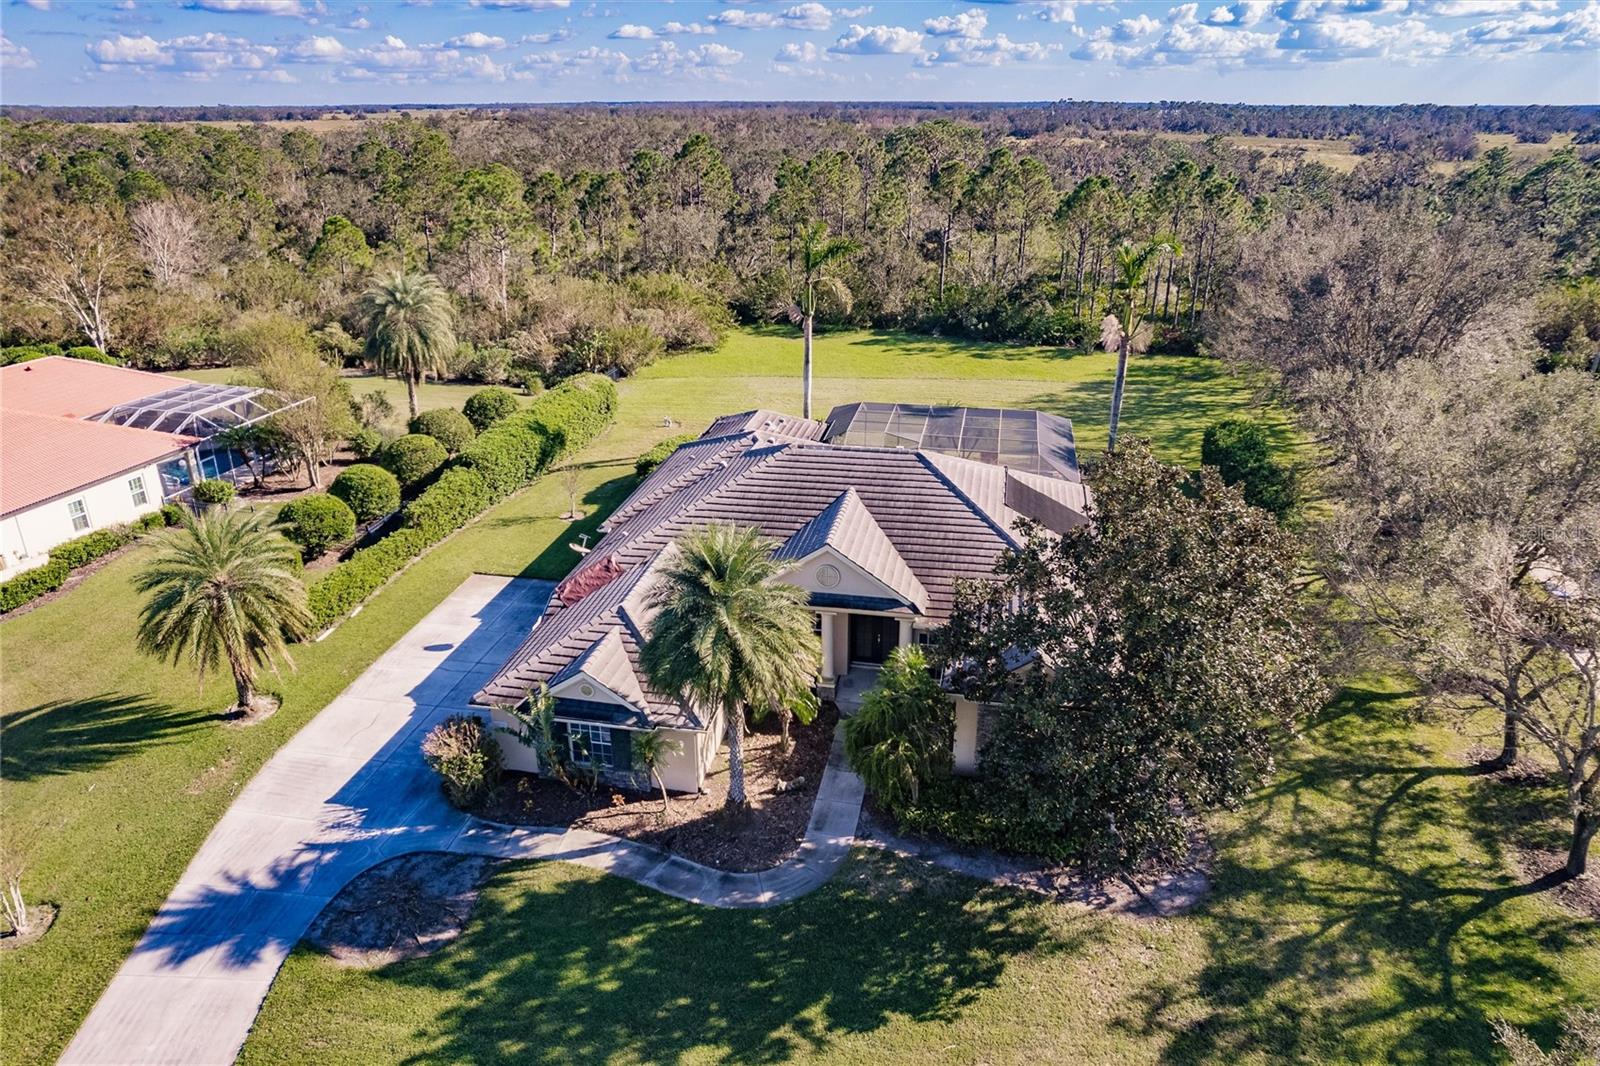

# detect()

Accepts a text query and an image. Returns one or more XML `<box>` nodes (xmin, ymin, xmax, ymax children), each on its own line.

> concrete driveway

<box><xmin>59</xmin><ymin>575</ymin><xmax>552</xmax><ymax>1066</ymax></box>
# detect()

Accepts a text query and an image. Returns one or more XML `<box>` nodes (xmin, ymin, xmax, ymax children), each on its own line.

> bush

<box><xmin>159</xmin><ymin>502</ymin><xmax>186</xmax><ymax>527</ymax></box>
<box><xmin>329</xmin><ymin>464</ymin><xmax>401</xmax><ymax>522</ymax></box>
<box><xmin>522</xmin><ymin>373</ymin><xmax>618</xmax><ymax>466</ymax></box>
<box><xmin>348</xmin><ymin>427</ymin><xmax>386</xmax><ymax>460</ymax></box>
<box><xmin>191</xmin><ymin>479</ymin><xmax>236</xmax><ymax>506</ymax></box>
<box><xmin>277</xmin><ymin>493</ymin><xmax>357</xmax><ymax>558</ymax></box>
<box><xmin>421</xmin><ymin>714</ymin><xmax>503</xmax><ymax>809</ymax></box>
<box><xmin>1200</xmin><ymin>418</ymin><xmax>1299</xmax><ymax>521</ymax></box>
<box><xmin>306</xmin><ymin>527</ymin><xmax>429</xmax><ymax>628</ymax></box>
<box><xmin>0</xmin><ymin>560</ymin><xmax>70</xmax><ymax>613</ymax></box>
<box><xmin>408</xmin><ymin>408</ymin><xmax>477</xmax><ymax>454</ymax></box>
<box><xmin>382</xmin><ymin>434</ymin><xmax>448</xmax><ymax>488</ymax></box>
<box><xmin>843</xmin><ymin>647</ymin><xmax>954</xmax><ymax>815</ymax></box>
<box><xmin>509</xmin><ymin>367</ymin><xmax>544</xmax><ymax>395</ymax></box>
<box><xmin>403</xmin><ymin>467</ymin><xmax>491</xmax><ymax>541</ymax></box>
<box><xmin>462</xmin><ymin>386</ymin><xmax>520</xmax><ymax>432</ymax></box>
<box><xmin>49</xmin><ymin>528</ymin><xmax>131</xmax><ymax>570</ymax></box>
<box><xmin>635</xmin><ymin>434</ymin><xmax>696</xmax><ymax>478</ymax></box>
<box><xmin>65</xmin><ymin>345</ymin><xmax>121</xmax><ymax>365</ymax></box>
<box><xmin>0</xmin><ymin>514</ymin><xmax>175</xmax><ymax>613</ymax></box>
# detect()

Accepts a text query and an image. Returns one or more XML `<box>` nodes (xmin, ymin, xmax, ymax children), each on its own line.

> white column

<box><xmin>898</xmin><ymin>618</ymin><xmax>913</xmax><ymax>649</ymax></box>
<box><xmin>820</xmin><ymin>612</ymin><xmax>837</xmax><ymax>679</ymax></box>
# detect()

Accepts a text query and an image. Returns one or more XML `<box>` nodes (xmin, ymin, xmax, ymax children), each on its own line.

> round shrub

<box><xmin>329</xmin><ymin>463</ymin><xmax>401</xmax><ymax>523</ymax></box>
<box><xmin>407</xmin><ymin>408</ymin><xmax>477</xmax><ymax>454</ymax></box>
<box><xmin>382</xmin><ymin>434</ymin><xmax>448</xmax><ymax>488</ymax></box>
<box><xmin>277</xmin><ymin>493</ymin><xmax>357</xmax><ymax>559</ymax></box>
<box><xmin>462</xmin><ymin>386</ymin><xmax>520</xmax><ymax>433</ymax></box>
<box><xmin>191</xmin><ymin>478</ymin><xmax>236</xmax><ymax>506</ymax></box>
<box><xmin>348</xmin><ymin>427</ymin><xmax>385</xmax><ymax>460</ymax></box>
<box><xmin>421</xmin><ymin>714</ymin><xmax>502</xmax><ymax>808</ymax></box>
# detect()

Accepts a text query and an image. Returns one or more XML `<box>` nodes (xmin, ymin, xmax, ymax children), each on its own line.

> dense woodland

<box><xmin>2</xmin><ymin>102</ymin><xmax>1598</xmax><ymax>387</ymax></box>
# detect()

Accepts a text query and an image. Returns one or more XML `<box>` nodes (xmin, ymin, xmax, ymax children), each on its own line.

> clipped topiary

<box><xmin>277</xmin><ymin>493</ymin><xmax>357</xmax><ymax>559</ymax></box>
<box><xmin>191</xmin><ymin>478</ymin><xmax>236</xmax><ymax>507</ymax></box>
<box><xmin>348</xmin><ymin>427</ymin><xmax>386</xmax><ymax>461</ymax></box>
<box><xmin>329</xmin><ymin>463</ymin><xmax>401</xmax><ymax>523</ymax></box>
<box><xmin>381</xmin><ymin>433</ymin><xmax>448</xmax><ymax>488</ymax></box>
<box><xmin>462</xmin><ymin>386</ymin><xmax>520</xmax><ymax>433</ymax></box>
<box><xmin>407</xmin><ymin>408</ymin><xmax>477</xmax><ymax>454</ymax></box>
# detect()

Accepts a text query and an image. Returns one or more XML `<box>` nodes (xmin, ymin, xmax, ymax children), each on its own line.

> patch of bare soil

<box><xmin>0</xmin><ymin>905</ymin><xmax>58</xmax><ymax>951</ymax></box>
<box><xmin>856</xmin><ymin>803</ymin><xmax>1212</xmax><ymax>918</ymax></box>
<box><xmin>305</xmin><ymin>853</ymin><xmax>500</xmax><ymax>969</ymax></box>
<box><xmin>222</xmin><ymin>694</ymin><xmax>279</xmax><ymax>728</ymax></box>
<box><xmin>478</xmin><ymin>703</ymin><xmax>838</xmax><ymax>872</ymax></box>
<box><xmin>1511</xmin><ymin>849</ymin><xmax>1600</xmax><ymax>920</ymax></box>
<box><xmin>1463</xmin><ymin>745</ymin><xmax>1551</xmax><ymax>785</ymax></box>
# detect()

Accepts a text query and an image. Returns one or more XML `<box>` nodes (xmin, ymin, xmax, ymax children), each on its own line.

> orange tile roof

<box><xmin>0</xmin><ymin>357</ymin><xmax>189</xmax><ymax>419</ymax></box>
<box><xmin>1</xmin><ymin>409</ymin><xmax>196</xmax><ymax>516</ymax></box>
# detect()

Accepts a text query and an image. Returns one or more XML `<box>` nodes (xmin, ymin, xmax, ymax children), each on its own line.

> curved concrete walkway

<box><xmin>59</xmin><ymin>575</ymin><xmax>865</xmax><ymax>1066</ymax></box>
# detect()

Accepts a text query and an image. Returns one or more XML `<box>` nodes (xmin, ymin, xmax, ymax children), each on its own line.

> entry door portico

<box><xmin>848</xmin><ymin>614</ymin><xmax>899</xmax><ymax>665</ymax></box>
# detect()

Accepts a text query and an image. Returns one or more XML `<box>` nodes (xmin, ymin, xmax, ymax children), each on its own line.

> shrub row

<box><xmin>306</xmin><ymin>374</ymin><xmax>617</xmax><ymax>630</ymax></box>
<box><xmin>0</xmin><ymin>343</ymin><xmax>121</xmax><ymax>367</ymax></box>
<box><xmin>635</xmin><ymin>433</ymin><xmax>696</xmax><ymax>478</ymax></box>
<box><xmin>0</xmin><ymin>504</ymin><xmax>182</xmax><ymax>613</ymax></box>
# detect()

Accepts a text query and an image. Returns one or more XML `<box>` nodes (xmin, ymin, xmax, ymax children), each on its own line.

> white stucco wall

<box><xmin>487</xmin><ymin>703</ymin><xmax>721</xmax><ymax>796</ymax></box>
<box><xmin>953</xmin><ymin>696</ymin><xmax>980</xmax><ymax>775</ymax></box>
<box><xmin>0</xmin><ymin>460</ymin><xmax>166</xmax><ymax>576</ymax></box>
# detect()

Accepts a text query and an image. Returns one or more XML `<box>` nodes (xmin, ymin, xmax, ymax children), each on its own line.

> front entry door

<box><xmin>849</xmin><ymin>615</ymin><xmax>898</xmax><ymax>665</ymax></box>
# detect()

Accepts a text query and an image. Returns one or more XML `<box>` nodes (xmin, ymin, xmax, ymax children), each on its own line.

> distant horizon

<box><xmin>3</xmin><ymin>1</ymin><xmax>1596</xmax><ymax>109</ymax></box>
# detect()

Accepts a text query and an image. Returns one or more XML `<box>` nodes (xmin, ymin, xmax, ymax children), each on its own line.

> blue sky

<box><xmin>1</xmin><ymin>1</ymin><xmax>1596</xmax><ymax>107</ymax></box>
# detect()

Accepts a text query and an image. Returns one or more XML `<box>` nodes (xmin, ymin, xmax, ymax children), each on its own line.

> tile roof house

<box><xmin>475</xmin><ymin>402</ymin><xmax>1090</xmax><ymax>794</ymax></box>
<box><xmin>0</xmin><ymin>357</ymin><xmax>302</xmax><ymax>575</ymax></box>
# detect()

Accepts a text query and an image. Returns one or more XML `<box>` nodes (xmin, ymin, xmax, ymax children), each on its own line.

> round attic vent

<box><xmin>579</xmin><ymin>683</ymin><xmax>595</xmax><ymax>697</ymax></box>
<box><xmin>817</xmin><ymin>564</ymin><xmax>841</xmax><ymax>589</ymax></box>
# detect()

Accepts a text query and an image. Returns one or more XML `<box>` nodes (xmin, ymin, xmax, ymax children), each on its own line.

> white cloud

<box><xmin>287</xmin><ymin>33</ymin><xmax>344</xmax><ymax>58</ymax></box>
<box><xmin>713</xmin><ymin>3</ymin><xmax>832</xmax><ymax>31</ymax></box>
<box><xmin>829</xmin><ymin>23</ymin><xmax>924</xmax><ymax>53</ymax></box>
<box><xmin>21</xmin><ymin>0</ymin><xmax>51</xmax><ymax>10</ymax></box>
<box><xmin>446</xmin><ymin>31</ymin><xmax>508</xmax><ymax>48</ymax></box>
<box><xmin>923</xmin><ymin>8</ymin><xmax>987</xmax><ymax>37</ymax></box>
<box><xmin>609</xmin><ymin>23</ymin><xmax>654</xmax><ymax>38</ymax></box>
<box><xmin>660</xmin><ymin>21</ymin><xmax>715</xmax><ymax>34</ymax></box>
<box><xmin>836</xmin><ymin>4</ymin><xmax>872</xmax><ymax>16</ymax></box>
<box><xmin>344</xmin><ymin>16</ymin><xmax>370</xmax><ymax>29</ymax></box>
<box><xmin>1033</xmin><ymin>1</ymin><xmax>1079</xmax><ymax>22</ymax></box>
<box><xmin>1431</xmin><ymin>0</ymin><xmax>1556</xmax><ymax>14</ymax></box>
<box><xmin>515</xmin><ymin>39</ymin><xmax>742</xmax><ymax>81</ymax></box>
<box><xmin>185</xmin><ymin>0</ymin><xmax>316</xmax><ymax>15</ymax></box>
<box><xmin>469</xmin><ymin>0</ymin><xmax>570</xmax><ymax>8</ymax></box>
<box><xmin>517</xmin><ymin>28</ymin><xmax>575</xmax><ymax>44</ymax></box>
<box><xmin>1112</xmin><ymin>13</ymin><xmax>1163</xmax><ymax>38</ymax></box>
<box><xmin>1206</xmin><ymin>1</ymin><xmax>1273</xmax><ymax>25</ymax></box>
<box><xmin>1</xmin><ymin>33</ymin><xmax>38</xmax><ymax>69</ymax></box>
<box><xmin>1276</xmin><ymin>14</ymin><xmax>1453</xmax><ymax>59</ymax></box>
<box><xmin>922</xmin><ymin>32</ymin><xmax>1057</xmax><ymax>63</ymax></box>
<box><xmin>1169</xmin><ymin>3</ymin><xmax>1200</xmax><ymax>24</ymax></box>
<box><xmin>776</xmin><ymin>39</ymin><xmax>821</xmax><ymax>61</ymax></box>
<box><xmin>86</xmin><ymin>31</ymin><xmax>280</xmax><ymax>76</ymax></box>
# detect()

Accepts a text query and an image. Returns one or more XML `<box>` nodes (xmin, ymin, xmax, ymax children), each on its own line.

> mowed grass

<box><xmin>241</xmin><ymin>685</ymin><xmax>1600</xmax><ymax>1065</ymax></box>
<box><xmin>169</xmin><ymin>365</ymin><xmax>487</xmax><ymax>416</ymax></box>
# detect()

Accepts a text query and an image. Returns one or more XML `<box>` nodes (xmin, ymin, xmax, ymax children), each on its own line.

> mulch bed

<box><xmin>477</xmin><ymin>702</ymin><xmax>839</xmax><ymax>873</ymax></box>
<box><xmin>306</xmin><ymin>853</ymin><xmax>500</xmax><ymax>968</ymax></box>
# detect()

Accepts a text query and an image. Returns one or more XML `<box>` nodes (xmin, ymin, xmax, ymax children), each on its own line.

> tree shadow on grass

<box><xmin>388</xmin><ymin>851</ymin><xmax>1089</xmax><ymax>1065</ymax></box>
<box><xmin>1116</xmin><ymin>684</ymin><xmax>1600</xmax><ymax>1063</ymax></box>
<box><xmin>1</xmin><ymin>693</ymin><xmax>211</xmax><ymax>782</ymax></box>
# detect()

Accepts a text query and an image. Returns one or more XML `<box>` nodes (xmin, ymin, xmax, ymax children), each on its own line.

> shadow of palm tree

<box><xmin>1</xmin><ymin>693</ymin><xmax>211</xmax><ymax>782</ymax></box>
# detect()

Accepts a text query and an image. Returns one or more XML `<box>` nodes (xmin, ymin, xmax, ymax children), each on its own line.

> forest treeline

<box><xmin>2</xmin><ymin>104</ymin><xmax>1597</xmax><ymax>387</ymax></box>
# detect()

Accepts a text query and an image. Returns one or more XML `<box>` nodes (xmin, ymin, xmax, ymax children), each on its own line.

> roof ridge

<box><xmin>917</xmin><ymin>450</ymin><xmax>1021</xmax><ymax>549</ymax></box>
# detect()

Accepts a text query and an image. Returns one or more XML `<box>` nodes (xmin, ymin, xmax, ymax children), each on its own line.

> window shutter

<box><xmin>610</xmin><ymin>728</ymin><xmax>632</xmax><ymax>771</ymax></box>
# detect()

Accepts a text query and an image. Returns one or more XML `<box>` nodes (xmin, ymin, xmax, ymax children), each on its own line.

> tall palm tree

<box><xmin>135</xmin><ymin>509</ymin><xmax>313</xmax><ymax>714</ymax></box>
<box><xmin>640</xmin><ymin>524</ymin><xmax>821</xmax><ymax>811</ymax></box>
<box><xmin>787</xmin><ymin>221</ymin><xmax>858</xmax><ymax>420</ymax></box>
<box><xmin>1101</xmin><ymin>237</ymin><xmax>1181</xmax><ymax>452</ymax></box>
<box><xmin>357</xmin><ymin>270</ymin><xmax>457</xmax><ymax>419</ymax></box>
<box><xmin>631</xmin><ymin>731</ymin><xmax>682</xmax><ymax>817</ymax></box>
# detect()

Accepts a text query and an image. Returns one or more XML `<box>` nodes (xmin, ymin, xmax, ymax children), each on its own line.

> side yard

<box><xmin>0</xmin><ymin>329</ymin><xmax>1281</xmax><ymax>1063</ymax></box>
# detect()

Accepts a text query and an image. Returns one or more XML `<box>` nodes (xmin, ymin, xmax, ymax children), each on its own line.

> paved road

<box><xmin>59</xmin><ymin>574</ymin><xmax>865</xmax><ymax>1066</ymax></box>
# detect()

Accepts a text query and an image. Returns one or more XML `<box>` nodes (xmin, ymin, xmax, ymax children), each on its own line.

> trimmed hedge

<box><xmin>192</xmin><ymin>478</ymin><xmax>236</xmax><ymax>506</ymax></box>
<box><xmin>408</xmin><ymin>409</ymin><xmax>477</xmax><ymax>454</ymax></box>
<box><xmin>277</xmin><ymin>493</ymin><xmax>357</xmax><ymax>559</ymax></box>
<box><xmin>635</xmin><ymin>433</ymin><xmax>696</xmax><ymax>478</ymax></box>
<box><xmin>305</xmin><ymin>374</ymin><xmax>617</xmax><ymax>629</ymax></box>
<box><xmin>462</xmin><ymin>386</ymin><xmax>520</xmax><ymax>432</ymax></box>
<box><xmin>0</xmin><ymin>506</ymin><xmax>179</xmax><ymax>614</ymax></box>
<box><xmin>383</xmin><ymin>434</ymin><xmax>449</xmax><ymax>488</ymax></box>
<box><xmin>348</xmin><ymin>428</ymin><xmax>386</xmax><ymax>461</ymax></box>
<box><xmin>329</xmin><ymin>464</ymin><xmax>401</xmax><ymax>522</ymax></box>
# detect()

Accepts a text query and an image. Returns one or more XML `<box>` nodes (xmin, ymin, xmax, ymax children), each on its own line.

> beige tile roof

<box><xmin>773</xmin><ymin>487</ymin><xmax>929</xmax><ymax>613</ymax></box>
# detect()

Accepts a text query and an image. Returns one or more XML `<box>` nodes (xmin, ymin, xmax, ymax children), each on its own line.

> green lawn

<box><xmin>241</xmin><ymin>686</ymin><xmax>1600</xmax><ymax>1065</ymax></box>
<box><xmin>0</xmin><ymin>328</ymin><xmax>1401</xmax><ymax>1064</ymax></box>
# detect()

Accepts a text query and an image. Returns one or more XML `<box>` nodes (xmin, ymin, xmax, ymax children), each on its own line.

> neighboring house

<box><xmin>475</xmin><ymin>402</ymin><xmax>1091</xmax><ymax>794</ymax></box>
<box><xmin>0</xmin><ymin>357</ymin><xmax>301</xmax><ymax>574</ymax></box>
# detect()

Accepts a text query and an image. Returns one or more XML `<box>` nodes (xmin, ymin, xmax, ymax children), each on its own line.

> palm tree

<box><xmin>786</xmin><ymin>222</ymin><xmax>858</xmax><ymax>420</ymax></box>
<box><xmin>640</xmin><ymin>524</ymin><xmax>821</xmax><ymax>811</ymax></box>
<box><xmin>1101</xmin><ymin>237</ymin><xmax>1181</xmax><ymax>452</ymax></box>
<box><xmin>357</xmin><ymin>270</ymin><xmax>457</xmax><ymax>419</ymax></box>
<box><xmin>135</xmin><ymin>509</ymin><xmax>313</xmax><ymax>715</ymax></box>
<box><xmin>631</xmin><ymin>731</ymin><xmax>682</xmax><ymax>817</ymax></box>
